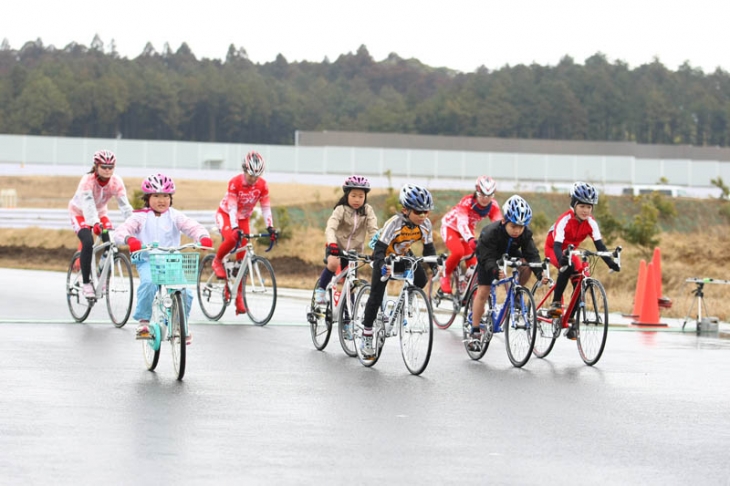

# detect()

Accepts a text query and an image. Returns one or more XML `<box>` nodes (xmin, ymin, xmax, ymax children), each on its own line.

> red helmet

<box><xmin>93</xmin><ymin>150</ymin><xmax>116</xmax><ymax>167</ymax></box>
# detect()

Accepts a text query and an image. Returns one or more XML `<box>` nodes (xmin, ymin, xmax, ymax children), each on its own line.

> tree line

<box><xmin>2</xmin><ymin>36</ymin><xmax>730</xmax><ymax>146</ymax></box>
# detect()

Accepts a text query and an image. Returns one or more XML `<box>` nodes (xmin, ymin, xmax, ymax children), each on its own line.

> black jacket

<box><xmin>476</xmin><ymin>220</ymin><xmax>543</xmax><ymax>279</ymax></box>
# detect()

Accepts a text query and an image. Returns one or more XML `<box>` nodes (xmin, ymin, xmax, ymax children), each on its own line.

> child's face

<box><xmin>504</xmin><ymin>221</ymin><xmax>525</xmax><ymax>238</ymax></box>
<box><xmin>404</xmin><ymin>208</ymin><xmax>429</xmax><ymax>225</ymax></box>
<box><xmin>244</xmin><ymin>173</ymin><xmax>260</xmax><ymax>185</ymax></box>
<box><xmin>348</xmin><ymin>189</ymin><xmax>366</xmax><ymax>210</ymax></box>
<box><xmin>574</xmin><ymin>203</ymin><xmax>593</xmax><ymax>221</ymax></box>
<box><xmin>149</xmin><ymin>193</ymin><xmax>171</xmax><ymax>214</ymax></box>
<box><xmin>96</xmin><ymin>164</ymin><xmax>115</xmax><ymax>181</ymax></box>
<box><xmin>475</xmin><ymin>191</ymin><xmax>493</xmax><ymax>208</ymax></box>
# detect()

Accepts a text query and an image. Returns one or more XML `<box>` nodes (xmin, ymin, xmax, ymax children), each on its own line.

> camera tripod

<box><xmin>681</xmin><ymin>278</ymin><xmax>730</xmax><ymax>334</ymax></box>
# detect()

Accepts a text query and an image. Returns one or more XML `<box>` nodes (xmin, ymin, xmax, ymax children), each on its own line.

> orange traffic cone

<box><xmin>651</xmin><ymin>248</ymin><xmax>663</xmax><ymax>298</ymax></box>
<box><xmin>623</xmin><ymin>259</ymin><xmax>647</xmax><ymax>318</ymax></box>
<box><xmin>631</xmin><ymin>262</ymin><xmax>667</xmax><ymax>327</ymax></box>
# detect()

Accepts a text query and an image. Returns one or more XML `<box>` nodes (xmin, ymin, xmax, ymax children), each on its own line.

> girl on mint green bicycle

<box><xmin>468</xmin><ymin>195</ymin><xmax>549</xmax><ymax>350</ymax></box>
<box><xmin>314</xmin><ymin>175</ymin><xmax>378</xmax><ymax>305</ymax></box>
<box><xmin>114</xmin><ymin>173</ymin><xmax>213</xmax><ymax>342</ymax></box>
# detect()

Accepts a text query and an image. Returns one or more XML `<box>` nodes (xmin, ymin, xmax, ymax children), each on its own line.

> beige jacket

<box><xmin>325</xmin><ymin>204</ymin><xmax>378</xmax><ymax>253</ymax></box>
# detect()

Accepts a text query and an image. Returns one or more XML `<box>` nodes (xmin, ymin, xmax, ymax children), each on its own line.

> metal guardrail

<box><xmin>0</xmin><ymin>208</ymin><xmax>217</xmax><ymax>230</ymax></box>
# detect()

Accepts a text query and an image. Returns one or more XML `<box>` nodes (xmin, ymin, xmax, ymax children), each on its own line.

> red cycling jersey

<box><xmin>440</xmin><ymin>194</ymin><xmax>502</xmax><ymax>242</ymax></box>
<box><xmin>217</xmin><ymin>175</ymin><xmax>273</xmax><ymax>228</ymax></box>
<box><xmin>545</xmin><ymin>209</ymin><xmax>603</xmax><ymax>264</ymax></box>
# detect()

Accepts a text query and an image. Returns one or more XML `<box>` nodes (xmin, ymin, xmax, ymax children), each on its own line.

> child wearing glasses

<box><xmin>68</xmin><ymin>150</ymin><xmax>133</xmax><ymax>298</ymax></box>
<box><xmin>438</xmin><ymin>176</ymin><xmax>502</xmax><ymax>294</ymax></box>
<box><xmin>360</xmin><ymin>184</ymin><xmax>438</xmax><ymax>358</ymax></box>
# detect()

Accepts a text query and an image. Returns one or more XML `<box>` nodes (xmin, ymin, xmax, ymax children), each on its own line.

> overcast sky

<box><xmin>3</xmin><ymin>0</ymin><xmax>729</xmax><ymax>73</ymax></box>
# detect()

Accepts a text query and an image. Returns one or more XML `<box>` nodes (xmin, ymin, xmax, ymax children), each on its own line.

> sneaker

<box><xmin>212</xmin><ymin>258</ymin><xmax>226</xmax><ymax>279</ymax></box>
<box><xmin>186</xmin><ymin>332</ymin><xmax>193</xmax><ymax>345</ymax></box>
<box><xmin>566</xmin><ymin>322</ymin><xmax>578</xmax><ymax>340</ymax></box>
<box><xmin>82</xmin><ymin>282</ymin><xmax>95</xmax><ymax>299</ymax></box>
<box><xmin>361</xmin><ymin>333</ymin><xmax>375</xmax><ymax>358</ymax></box>
<box><xmin>136</xmin><ymin>321</ymin><xmax>152</xmax><ymax>340</ymax></box>
<box><xmin>314</xmin><ymin>288</ymin><xmax>327</xmax><ymax>306</ymax></box>
<box><xmin>235</xmin><ymin>295</ymin><xmax>246</xmax><ymax>315</ymax></box>
<box><xmin>440</xmin><ymin>276</ymin><xmax>452</xmax><ymax>294</ymax></box>
<box><xmin>468</xmin><ymin>328</ymin><xmax>482</xmax><ymax>351</ymax></box>
<box><xmin>547</xmin><ymin>302</ymin><xmax>563</xmax><ymax>318</ymax></box>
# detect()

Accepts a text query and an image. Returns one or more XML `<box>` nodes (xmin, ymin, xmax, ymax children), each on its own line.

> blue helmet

<box><xmin>571</xmin><ymin>182</ymin><xmax>598</xmax><ymax>207</ymax></box>
<box><xmin>502</xmin><ymin>195</ymin><xmax>532</xmax><ymax>226</ymax></box>
<box><xmin>399</xmin><ymin>184</ymin><xmax>434</xmax><ymax>212</ymax></box>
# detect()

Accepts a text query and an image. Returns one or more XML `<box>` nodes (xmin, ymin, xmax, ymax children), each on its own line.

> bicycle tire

<box><xmin>170</xmin><ymin>292</ymin><xmax>187</xmax><ymax>380</ymax></box>
<box><xmin>463</xmin><ymin>287</ymin><xmax>491</xmax><ymax>360</ymax></box>
<box><xmin>531</xmin><ymin>280</ymin><xmax>559</xmax><ymax>359</ymax></box>
<box><xmin>197</xmin><ymin>254</ymin><xmax>228</xmax><ymax>321</ymax></box>
<box><xmin>66</xmin><ymin>251</ymin><xmax>92</xmax><ymax>322</ymax></box>
<box><xmin>337</xmin><ymin>281</ymin><xmax>360</xmax><ymax>357</ymax></box>
<box><xmin>577</xmin><ymin>278</ymin><xmax>609</xmax><ymax>366</ymax></box>
<box><xmin>429</xmin><ymin>273</ymin><xmax>459</xmax><ymax>330</ymax></box>
<box><xmin>352</xmin><ymin>284</ymin><xmax>383</xmax><ymax>367</ymax></box>
<box><xmin>309</xmin><ymin>279</ymin><xmax>332</xmax><ymax>350</ymax></box>
<box><xmin>106</xmin><ymin>252</ymin><xmax>133</xmax><ymax>327</ymax></box>
<box><xmin>143</xmin><ymin>325</ymin><xmax>161</xmax><ymax>372</ymax></box>
<box><xmin>505</xmin><ymin>286</ymin><xmax>537</xmax><ymax>368</ymax></box>
<box><xmin>242</xmin><ymin>256</ymin><xmax>277</xmax><ymax>326</ymax></box>
<box><xmin>399</xmin><ymin>287</ymin><xmax>433</xmax><ymax>375</ymax></box>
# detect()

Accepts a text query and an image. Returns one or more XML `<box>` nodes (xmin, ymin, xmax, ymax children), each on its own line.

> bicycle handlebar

<box><xmin>230</xmin><ymin>231</ymin><xmax>278</xmax><ymax>254</ymax></box>
<box><xmin>131</xmin><ymin>242</ymin><xmax>206</xmax><ymax>256</ymax></box>
<box><xmin>344</xmin><ymin>249</ymin><xmax>372</xmax><ymax>262</ymax></box>
<box><xmin>496</xmin><ymin>255</ymin><xmax>551</xmax><ymax>281</ymax></box>
<box><xmin>380</xmin><ymin>254</ymin><xmax>443</xmax><ymax>282</ymax></box>
<box><xmin>560</xmin><ymin>244</ymin><xmax>622</xmax><ymax>273</ymax></box>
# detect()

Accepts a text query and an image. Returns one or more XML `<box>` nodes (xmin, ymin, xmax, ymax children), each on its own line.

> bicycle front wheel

<box><xmin>352</xmin><ymin>284</ymin><xmax>383</xmax><ymax>367</ymax></box>
<box><xmin>66</xmin><ymin>251</ymin><xmax>92</xmax><ymax>322</ymax></box>
<box><xmin>197</xmin><ymin>254</ymin><xmax>228</xmax><ymax>321</ymax></box>
<box><xmin>106</xmin><ymin>252</ymin><xmax>133</xmax><ymax>327</ymax></box>
<box><xmin>337</xmin><ymin>282</ymin><xmax>361</xmax><ymax>357</ymax></box>
<box><xmin>531</xmin><ymin>280</ymin><xmax>558</xmax><ymax>359</ymax></box>
<box><xmin>578</xmin><ymin>279</ymin><xmax>609</xmax><ymax>366</ymax></box>
<box><xmin>242</xmin><ymin>256</ymin><xmax>277</xmax><ymax>326</ymax></box>
<box><xmin>170</xmin><ymin>292</ymin><xmax>187</xmax><ymax>380</ymax></box>
<box><xmin>463</xmin><ymin>287</ymin><xmax>491</xmax><ymax>360</ymax></box>
<box><xmin>399</xmin><ymin>287</ymin><xmax>433</xmax><ymax>375</ymax></box>
<box><xmin>505</xmin><ymin>286</ymin><xmax>537</xmax><ymax>368</ymax></box>
<box><xmin>428</xmin><ymin>274</ymin><xmax>459</xmax><ymax>329</ymax></box>
<box><xmin>309</xmin><ymin>279</ymin><xmax>332</xmax><ymax>351</ymax></box>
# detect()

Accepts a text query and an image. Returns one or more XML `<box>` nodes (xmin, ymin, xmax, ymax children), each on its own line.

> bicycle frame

<box><xmin>487</xmin><ymin>257</ymin><xmax>549</xmax><ymax>333</ymax></box>
<box><xmin>326</xmin><ymin>251</ymin><xmax>370</xmax><ymax>322</ymax></box>
<box><xmin>222</xmin><ymin>234</ymin><xmax>271</xmax><ymax>293</ymax></box>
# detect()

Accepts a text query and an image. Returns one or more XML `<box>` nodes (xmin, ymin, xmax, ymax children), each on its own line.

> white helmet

<box><xmin>243</xmin><ymin>151</ymin><xmax>265</xmax><ymax>176</ymax></box>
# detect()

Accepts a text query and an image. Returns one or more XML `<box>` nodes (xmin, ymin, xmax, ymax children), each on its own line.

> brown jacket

<box><xmin>325</xmin><ymin>204</ymin><xmax>378</xmax><ymax>253</ymax></box>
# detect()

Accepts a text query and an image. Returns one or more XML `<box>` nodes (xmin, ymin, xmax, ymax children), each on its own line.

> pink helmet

<box><xmin>342</xmin><ymin>175</ymin><xmax>370</xmax><ymax>193</ymax></box>
<box><xmin>93</xmin><ymin>150</ymin><xmax>116</xmax><ymax>167</ymax></box>
<box><xmin>141</xmin><ymin>173</ymin><xmax>176</xmax><ymax>194</ymax></box>
<box><xmin>243</xmin><ymin>151</ymin><xmax>265</xmax><ymax>176</ymax></box>
<box><xmin>476</xmin><ymin>175</ymin><xmax>496</xmax><ymax>196</ymax></box>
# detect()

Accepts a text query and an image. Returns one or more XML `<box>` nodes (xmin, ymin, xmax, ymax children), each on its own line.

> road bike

<box><xmin>307</xmin><ymin>250</ymin><xmax>372</xmax><ymax>356</ymax></box>
<box><xmin>66</xmin><ymin>229</ymin><xmax>134</xmax><ymax>327</ymax></box>
<box><xmin>351</xmin><ymin>254</ymin><xmax>441</xmax><ymax>375</ymax></box>
<box><xmin>531</xmin><ymin>245</ymin><xmax>621</xmax><ymax>366</ymax></box>
<box><xmin>135</xmin><ymin>243</ymin><xmax>204</xmax><ymax>381</ymax></box>
<box><xmin>428</xmin><ymin>253</ymin><xmax>477</xmax><ymax>329</ymax></box>
<box><xmin>463</xmin><ymin>256</ymin><xmax>546</xmax><ymax>367</ymax></box>
<box><xmin>197</xmin><ymin>232</ymin><xmax>277</xmax><ymax>325</ymax></box>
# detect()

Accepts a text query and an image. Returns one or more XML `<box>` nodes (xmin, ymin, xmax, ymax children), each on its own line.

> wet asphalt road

<box><xmin>1</xmin><ymin>268</ymin><xmax>730</xmax><ymax>485</ymax></box>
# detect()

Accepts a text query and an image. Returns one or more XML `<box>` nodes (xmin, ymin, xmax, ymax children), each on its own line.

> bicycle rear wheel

<box><xmin>197</xmin><ymin>254</ymin><xmax>228</xmax><ymax>321</ymax></box>
<box><xmin>170</xmin><ymin>292</ymin><xmax>187</xmax><ymax>380</ymax></box>
<box><xmin>337</xmin><ymin>282</ymin><xmax>360</xmax><ymax>357</ymax></box>
<box><xmin>242</xmin><ymin>256</ymin><xmax>277</xmax><ymax>326</ymax></box>
<box><xmin>531</xmin><ymin>280</ymin><xmax>559</xmax><ymax>359</ymax></box>
<box><xmin>308</xmin><ymin>279</ymin><xmax>332</xmax><ymax>350</ymax></box>
<box><xmin>505</xmin><ymin>286</ymin><xmax>537</xmax><ymax>368</ymax></box>
<box><xmin>399</xmin><ymin>288</ymin><xmax>433</xmax><ymax>375</ymax></box>
<box><xmin>428</xmin><ymin>274</ymin><xmax>459</xmax><ymax>329</ymax></box>
<box><xmin>66</xmin><ymin>251</ymin><xmax>92</xmax><ymax>322</ymax></box>
<box><xmin>577</xmin><ymin>279</ymin><xmax>609</xmax><ymax>366</ymax></box>
<box><xmin>463</xmin><ymin>287</ymin><xmax>491</xmax><ymax>360</ymax></box>
<box><xmin>106</xmin><ymin>253</ymin><xmax>133</xmax><ymax>327</ymax></box>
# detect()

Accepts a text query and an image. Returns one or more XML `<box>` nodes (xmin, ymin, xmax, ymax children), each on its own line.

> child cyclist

<box><xmin>68</xmin><ymin>150</ymin><xmax>133</xmax><ymax>298</ymax></box>
<box><xmin>212</xmin><ymin>151</ymin><xmax>278</xmax><ymax>315</ymax></box>
<box><xmin>314</xmin><ymin>175</ymin><xmax>379</xmax><ymax>305</ymax></box>
<box><xmin>360</xmin><ymin>184</ymin><xmax>438</xmax><ymax>357</ymax></box>
<box><xmin>544</xmin><ymin>182</ymin><xmax>620</xmax><ymax>339</ymax></box>
<box><xmin>468</xmin><ymin>195</ymin><xmax>549</xmax><ymax>350</ymax></box>
<box><xmin>439</xmin><ymin>175</ymin><xmax>502</xmax><ymax>294</ymax></box>
<box><xmin>114</xmin><ymin>174</ymin><xmax>213</xmax><ymax>341</ymax></box>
